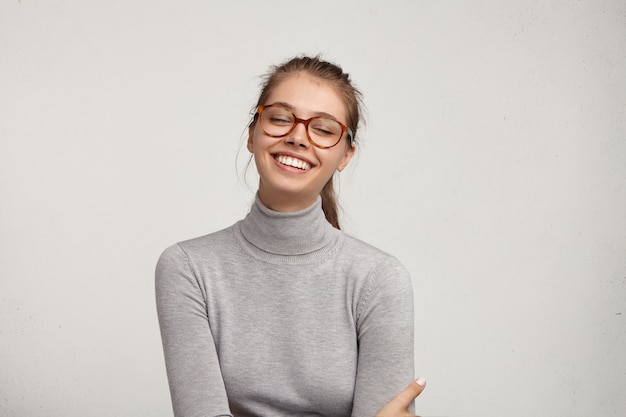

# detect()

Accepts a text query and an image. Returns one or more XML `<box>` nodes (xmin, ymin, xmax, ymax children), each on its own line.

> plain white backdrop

<box><xmin>1</xmin><ymin>1</ymin><xmax>625</xmax><ymax>416</ymax></box>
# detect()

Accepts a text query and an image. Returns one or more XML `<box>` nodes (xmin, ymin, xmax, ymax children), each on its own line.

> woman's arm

<box><xmin>155</xmin><ymin>244</ymin><xmax>232</xmax><ymax>417</ymax></box>
<box><xmin>351</xmin><ymin>257</ymin><xmax>416</xmax><ymax>417</ymax></box>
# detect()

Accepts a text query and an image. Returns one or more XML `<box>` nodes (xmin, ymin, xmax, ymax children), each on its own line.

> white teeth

<box><xmin>276</xmin><ymin>155</ymin><xmax>311</xmax><ymax>170</ymax></box>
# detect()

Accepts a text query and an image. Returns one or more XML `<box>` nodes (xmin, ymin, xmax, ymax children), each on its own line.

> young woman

<box><xmin>156</xmin><ymin>56</ymin><xmax>425</xmax><ymax>417</ymax></box>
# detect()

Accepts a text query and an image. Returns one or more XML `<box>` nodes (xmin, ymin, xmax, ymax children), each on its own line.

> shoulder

<box><xmin>156</xmin><ymin>223</ymin><xmax>239</xmax><ymax>272</ymax></box>
<box><xmin>340</xmin><ymin>232</ymin><xmax>409</xmax><ymax>275</ymax></box>
<box><xmin>338</xmin><ymin>234</ymin><xmax>414</xmax><ymax>327</ymax></box>
<box><xmin>338</xmin><ymin>232</ymin><xmax>413</xmax><ymax>295</ymax></box>
<box><xmin>163</xmin><ymin>223</ymin><xmax>238</xmax><ymax>258</ymax></box>
<box><xmin>181</xmin><ymin>223</ymin><xmax>238</xmax><ymax>251</ymax></box>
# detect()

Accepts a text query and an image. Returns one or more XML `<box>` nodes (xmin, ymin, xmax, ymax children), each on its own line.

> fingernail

<box><xmin>416</xmin><ymin>377</ymin><xmax>426</xmax><ymax>387</ymax></box>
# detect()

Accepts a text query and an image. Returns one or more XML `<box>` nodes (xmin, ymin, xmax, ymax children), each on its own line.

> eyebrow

<box><xmin>268</xmin><ymin>101</ymin><xmax>340</xmax><ymax>122</ymax></box>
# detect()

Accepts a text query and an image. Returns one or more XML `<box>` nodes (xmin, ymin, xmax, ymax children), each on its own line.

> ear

<box><xmin>247</xmin><ymin>127</ymin><xmax>254</xmax><ymax>153</ymax></box>
<box><xmin>337</xmin><ymin>144</ymin><xmax>356</xmax><ymax>172</ymax></box>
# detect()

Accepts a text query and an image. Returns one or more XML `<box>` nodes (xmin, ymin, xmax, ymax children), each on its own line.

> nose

<box><xmin>286</xmin><ymin>121</ymin><xmax>310</xmax><ymax>148</ymax></box>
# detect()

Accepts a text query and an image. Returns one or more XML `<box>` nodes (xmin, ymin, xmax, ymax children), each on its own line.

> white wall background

<box><xmin>1</xmin><ymin>1</ymin><xmax>625</xmax><ymax>416</ymax></box>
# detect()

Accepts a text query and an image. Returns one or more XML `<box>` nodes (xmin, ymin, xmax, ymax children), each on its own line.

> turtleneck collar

<box><xmin>236</xmin><ymin>194</ymin><xmax>341</xmax><ymax>263</ymax></box>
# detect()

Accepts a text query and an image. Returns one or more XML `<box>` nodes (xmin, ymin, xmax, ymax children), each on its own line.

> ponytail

<box><xmin>320</xmin><ymin>177</ymin><xmax>340</xmax><ymax>229</ymax></box>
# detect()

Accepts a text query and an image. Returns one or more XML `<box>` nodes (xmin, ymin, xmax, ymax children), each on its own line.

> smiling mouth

<box><xmin>274</xmin><ymin>155</ymin><xmax>312</xmax><ymax>171</ymax></box>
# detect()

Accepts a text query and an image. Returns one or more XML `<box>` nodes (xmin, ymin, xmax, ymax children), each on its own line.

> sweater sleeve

<box><xmin>351</xmin><ymin>257</ymin><xmax>415</xmax><ymax>417</ymax></box>
<box><xmin>155</xmin><ymin>243</ymin><xmax>233</xmax><ymax>417</ymax></box>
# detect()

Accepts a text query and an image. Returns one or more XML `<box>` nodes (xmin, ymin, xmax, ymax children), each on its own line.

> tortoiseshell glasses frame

<box><xmin>256</xmin><ymin>105</ymin><xmax>353</xmax><ymax>149</ymax></box>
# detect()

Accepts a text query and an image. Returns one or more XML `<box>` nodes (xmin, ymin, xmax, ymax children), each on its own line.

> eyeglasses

<box><xmin>256</xmin><ymin>105</ymin><xmax>353</xmax><ymax>149</ymax></box>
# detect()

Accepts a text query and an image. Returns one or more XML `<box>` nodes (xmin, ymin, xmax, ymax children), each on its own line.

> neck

<box><xmin>257</xmin><ymin>187</ymin><xmax>318</xmax><ymax>213</ymax></box>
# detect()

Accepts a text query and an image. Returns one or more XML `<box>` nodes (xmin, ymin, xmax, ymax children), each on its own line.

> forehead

<box><xmin>265</xmin><ymin>73</ymin><xmax>348</xmax><ymax>122</ymax></box>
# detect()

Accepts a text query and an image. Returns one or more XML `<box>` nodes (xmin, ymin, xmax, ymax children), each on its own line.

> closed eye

<box><xmin>269</xmin><ymin>117</ymin><xmax>293</xmax><ymax>124</ymax></box>
<box><xmin>312</xmin><ymin>126</ymin><xmax>334</xmax><ymax>136</ymax></box>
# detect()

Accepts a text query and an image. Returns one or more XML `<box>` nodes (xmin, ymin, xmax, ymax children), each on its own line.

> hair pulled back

<box><xmin>250</xmin><ymin>55</ymin><xmax>363</xmax><ymax>229</ymax></box>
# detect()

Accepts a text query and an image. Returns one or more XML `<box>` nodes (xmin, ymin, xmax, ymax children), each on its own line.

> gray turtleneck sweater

<box><xmin>156</xmin><ymin>196</ymin><xmax>414</xmax><ymax>417</ymax></box>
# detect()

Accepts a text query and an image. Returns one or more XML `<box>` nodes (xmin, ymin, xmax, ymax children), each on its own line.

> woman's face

<box><xmin>248</xmin><ymin>73</ymin><xmax>355</xmax><ymax>212</ymax></box>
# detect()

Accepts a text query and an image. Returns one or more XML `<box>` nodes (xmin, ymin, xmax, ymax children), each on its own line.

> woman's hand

<box><xmin>375</xmin><ymin>378</ymin><xmax>426</xmax><ymax>417</ymax></box>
